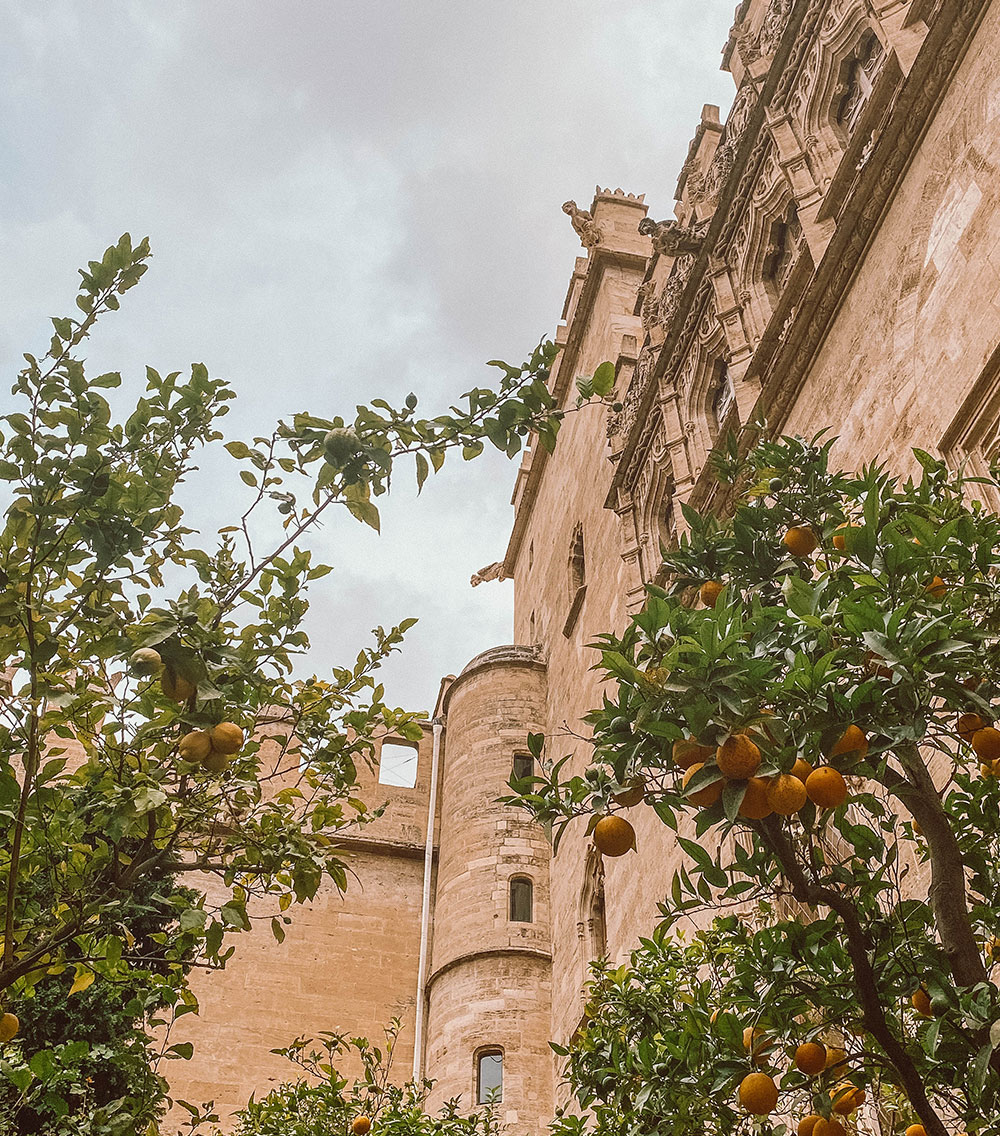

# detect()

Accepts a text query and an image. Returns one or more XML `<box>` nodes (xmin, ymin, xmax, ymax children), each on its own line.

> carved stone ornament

<box><xmin>657</xmin><ymin>255</ymin><xmax>696</xmax><ymax>330</ymax></box>
<box><xmin>636</xmin><ymin>278</ymin><xmax>659</xmax><ymax>334</ymax></box>
<box><xmin>562</xmin><ymin>200</ymin><xmax>603</xmax><ymax>249</ymax></box>
<box><xmin>609</xmin><ymin>345</ymin><xmax>656</xmax><ymax>440</ymax></box>
<box><xmin>758</xmin><ymin>0</ymin><xmax>793</xmax><ymax>57</ymax></box>
<box><xmin>637</xmin><ymin>217</ymin><xmax>705</xmax><ymax>257</ymax></box>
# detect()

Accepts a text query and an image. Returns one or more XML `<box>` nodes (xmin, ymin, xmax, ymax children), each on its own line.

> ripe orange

<box><xmin>717</xmin><ymin>735</ymin><xmax>762</xmax><ymax>778</ymax></box>
<box><xmin>203</xmin><ymin>750</ymin><xmax>231</xmax><ymax>774</ymax></box>
<box><xmin>743</xmin><ymin>1025</ymin><xmax>769</xmax><ymax>1052</ymax></box>
<box><xmin>593</xmin><ymin>816</ymin><xmax>636</xmax><ymax>857</ymax></box>
<box><xmin>813</xmin><ymin>1121</ymin><xmax>847</xmax><ymax>1136</ymax></box>
<box><xmin>972</xmin><ymin>727</ymin><xmax>1000</xmax><ymax>762</ymax></box>
<box><xmin>161</xmin><ymin>669</ymin><xmax>195</xmax><ymax>702</ymax></box>
<box><xmin>783</xmin><ymin>526</ymin><xmax>818</xmax><ymax>558</ymax></box>
<box><xmin>673</xmin><ymin>737</ymin><xmax>713</xmax><ymax>769</ymax></box>
<box><xmin>805</xmin><ymin>766</ymin><xmax>848</xmax><ymax>809</ymax></box>
<box><xmin>830</xmin><ymin>724</ymin><xmax>868</xmax><ymax>761</ymax></box>
<box><xmin>0</xmin><ymin>1013</ymin><xmax>19</xmax><ymax>1043</ymax></box>
<box><xmin>830</xmin><ymin>1083</ymin><xmax>865</xmax><ymax>1114</ymax></box>
<box><xmin>793</xmin><ymin>1041</ymin><xmax>827</xmax><ymax>1075</ymax></box>
<box><xmin>798</xmin><ymin>1117</ymin><xmax>823</xmax><ymax>1136</ymax></box>
<box><xmin>700</xmin><ymin>580</ymin><xmax>725</xmax><ymax>608</ymax></box>
<box><xmin>957</xmin><ymin>713</ymin><xmax>986</xmax><ymax>742</ymax></box>
<box><xmin>178</xmin><ymin>730</ymin><xmax>212</xmax><ymax>762</ymax></box>
<box><xmin>824</xmin><ymin>1046</ymin><xmax>848</xmax><ymax>1070</ymax></box>
<box><xmin>791</xmin><ymin>757</ymin><xmax>814</xmax><ymax>782</ymax></box>
<box><xmin>911</xmin><ymin>987</ymin><xmax>932</xmax><ymax>1017</ymax></box>
<box><xmin>738</xmin><ymin>1071</ymin><xmax>778</xmax><ymax>1115</ymax></box>
<box><xmin>352</xmin><ymin>1118</ymin><xmax>372</xmax><ymax>1136</ymax></box>
<box><xmin>682</xmin><ymin>763</ymin><xmax>723</xmax><ymax>807</ymax></box>
<box><xmin>210</xmin><ymin>722</ymin><xmax>244</xmax><ymax>755</ymax></box>
<box><xmin>768</xmin><ymin>774</ymin><xmax>807</xmax><ymax>816</ymax></box>
<box><xmin>832</xmin><ymin>523</ymin><xmax>855</xmax><ymax>551</ymax></box>
<box><xmin>612</xmin><ymin>778</ymin><xmax>646</xmax><ymax>808</ymax></box>
<box><xmin>739</xmin><ymin>777</ymin><xmax>773</xmax><ymax>820</ymax></box>
<box><xmin>924</xmin><ymin>575</ymin><xmax>948</xmax><ymax>599</ymax></box>
<box><xmin>905</xmin><ymin>1127</ymin><xmax>928</xmax><ymax>1136</ymax></box>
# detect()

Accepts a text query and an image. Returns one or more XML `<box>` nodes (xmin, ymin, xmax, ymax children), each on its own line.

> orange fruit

<box><xmin>612</xmin><ymin>778</ymin><xmax>646</xmax><ymax>808</ymax></box>
<box><xmin>972</xmin><ymin>727</ymin><xmax>1000</xmax><ymax>762</ymax></box>
<box><xmin>911</xmin><ymin>987</ymin><xmax>932</xmax><ymax>1017</ymax></box>
<box><xmin>824</xmin><ymin>1046</ymin><xmax>848</xmax><ymax>1070</ymax></box>
<box><xmin>129</xmin><ymin>647</ymin><xmax>163</xmax><ymax>676</ymax></box>
<box><xmin>738</xmin><ymin>1071</ymin><xmax>778</xmax><ymax>1115</ymax></box>
<box><xmin>593</xmin><ymin>816</ymin><xmax>636</xmax><ymax>857</ymax></box>
<box><xmin>783</xmin><ymin>526</ymin><xmax>818</xmax><ymax>557</ymax></box>
<box><xmin>700</xmin><ymin>580</ymin><xmax>725</xmax><ymax>607</ymax></box>
<box><xmin>924</xmin><ymin>575</ymin><xmax>948</xmax><ymax>599</ymax></box>
<box><xmin>161</xmin><ymin>669</ymin><xmax>195</xmax><ymax>702</ymax></box>
<box><xmin>830</xmin><ymin>724</ymin><xmax>868</xmax><ymax>761</ymax></box>
<box><xmin>203</xmin><ymin>750</ymin><xmax>231</xmax><ymax>774</ymax></box>
<box><xmin>739</xmin><ymin>777</ymin><xmax>773</xmax><ymax>820</ymax></box>
<box><xmin>673</xmin><ymin>737</ymin><xmax>713</xmax><ymax>769</ymax></box>
<box><xmin>768</xmin><ymin>774</ymin><xmax>807</xmax><ymax>816</ymax></box>
<box><xmin>210</xmin><ymin>722</ymin><xmax>244</xmax><ymax>755</ymax></box>
<box><xmin>352</xmin><ymin>1119</ymin><xmax>372</xmax><ymax>1136</ymax></box>
<box><xmin>832</xmin><ymin>524</ymin><xmax>854</xmax><ymax>551</ymax></box>
<box><xmin>957</xmin><ymin>713</ymin><xmax>987</xmax><ymax>742</ymax></box>
<box><xmin>0</xmin><ymin>1013</ymin><xmax>19</xmax><ymax>1043</ymax></box>
<box><xmin>814</xmin><ymin>1121</ymin><xmax>847</xmax><ymax>1136</ymax></box>
<box><xmin>798</xmin><ymin>1118</ymin><xmax>823</xmax><ymax>1136</ymax></box>
<box><xmin>905</xmin><ymin>1127</ymin><xmax>927</xmax><ymax>1136</ymax></box>
<box><xmin>830</xmin><ymin>1083</ymin><xmax>865</xmax><ymax>1114</ymax></box>
<box><xmin>178</xmin><ymin>730</ymin><xmax>212</xmax><ymax>762</ymax></box>
<box><xmin>682</xmin><ymin>763</ymin><xmax>723</xmax><ymax>807</ymax></box>
<box><xmin>791</xmin><ymin>757</ymin><xmax>814</xmax><ymax>782</ymax></box>
<box><xmin>793</xmin><ymin>1041</ymin><xmax>827</xmax><ymax>1075</ymax></box>
<box><xmin>717</xmin><ymin>735</ymin><xmax>762</xmax><ymax>778</ymax></box>
<box><xmin>805</xmin><ymin>766</ymin><xmax>848</xmax><ymax>809</ymax></box>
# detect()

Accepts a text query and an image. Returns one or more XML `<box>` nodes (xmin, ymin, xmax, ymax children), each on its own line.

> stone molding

<box><xmin>425</xmin><ymin>946</ymin><xmax>553</xmax><ymax>994</ymax></box>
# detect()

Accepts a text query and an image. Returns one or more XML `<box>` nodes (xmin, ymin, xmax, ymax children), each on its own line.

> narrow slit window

<box><xmin>509</xmin><ymin>876</ymin><xmax>533</xmax><ymax>923</ymax></box>
<box><xmin>477</xmin><ymin>1050</ymin><xmax>503</xmax><ymax>1103</ymax></box>
<box><xmin>377</xmin><ymin>741</ymin><xmax>418</xmax><ymax>788</ymax></box>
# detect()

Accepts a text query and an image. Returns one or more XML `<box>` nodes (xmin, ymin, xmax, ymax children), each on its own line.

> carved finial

<box><xmin>563</xmin><ymin>199</ymin><xmax>603</xmax><ymax>249</ymax></box>
<box><xmin>637</xmin><ymin>217</ymin><xmax>705</xmax><ymax>257</ymax></box>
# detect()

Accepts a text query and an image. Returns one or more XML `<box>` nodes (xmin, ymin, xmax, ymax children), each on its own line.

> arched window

<box><xmin>834</xmin><ymin>31</ymin><xmax>883</xmax><ymax>138</ymax></box>
<box><xmin>512</xmin><ymin>753</ymin><xmax>533</xmax><ymax>782</ymax></box>
<box><xmin>509</xmin><ymin>876</ymin><xmax>533</xmax><ymax>922</ymax></box>
<box><xmin>710</xmin><ymin>359</ymin><xmax>735</xmax><ymax>439</ymax></box>
<box><xmin>763</xmin><ymin>203</ymin><xmax>801</xmax><ymax>302</ymax></box>
<box><xmin>476</xmin><ymin>1049</ymin><xmax>503</xmax><ymax>1103</ymax></box>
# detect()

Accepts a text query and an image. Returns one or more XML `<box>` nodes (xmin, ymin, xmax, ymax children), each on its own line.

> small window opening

<box><xmin>512</xmin><ymin>753</ymin><xmax>534</xmax><ymax>782</ymax></box>
<box><xmin>477</xmin><ymin>1050</ymin><xmax>503</xmax><ymax>1103</ymax></box>
<box><xmin>569</xmin><ymin>523</ymin><xmax>586</xmax><ymax>596</ymax></box>
<box><xmin>528</xmin><ymin>539</ymin><xmax>534</xmax><ymax>568</ymax></box>
<box><xmin>529</xmin><ymin>610</ymin><xmax>536</xmax><ymax>642</ymax></box>
<box><xmin>509</xmin><ymin>876</ymin><xmax>533</xmax><ymax>922</ymax></box>
<box><xmin>710</xmin><ymin>359</ymin><xmax>735</xmax><ymax>438</ymax></box>
<box><xmin>834</xmin><ymin>31</ymin><xmax>883</xmax><ymax>135</ymax></box>
<box><xmin>377</xmin><ymin>741</ymin><xmax>418</xmax><ymax>788</ymax></box>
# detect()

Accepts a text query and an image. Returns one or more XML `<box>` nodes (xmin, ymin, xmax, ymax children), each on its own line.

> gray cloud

<box><xmin>0</xmin><ymin>0</ymin><xmax>735</xmax><ymax>711</ymax></box>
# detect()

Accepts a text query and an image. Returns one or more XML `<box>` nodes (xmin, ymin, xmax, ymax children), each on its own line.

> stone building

<box><xmin>168</xmin><ymin>0</ymin><xmax>1000</xmax><ymax>1128</ymax></box>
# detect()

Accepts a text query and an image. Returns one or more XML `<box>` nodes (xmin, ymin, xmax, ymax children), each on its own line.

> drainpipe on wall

<box><xmin>412</xmin><ymin>717</ymin><xmax>443</xmax><ymax>1082</ymax></box>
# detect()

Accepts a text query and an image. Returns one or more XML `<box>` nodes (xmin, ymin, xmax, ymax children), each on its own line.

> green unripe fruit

<box><xmin>768</xmin><ymin>477</ymin><xmax>783</xmax><ymax>493</ymax></box>
<box><xmin>405</xmin><ymin>392</ymin><xmax>418</xmax><ymax>409</ymax></box>
<box><xmin>129</xmin><ymin>648</ymin><xmax>163</xmax><ymax>677</ymax></box>
<box><xmin>608</xmin><ymin>716</ymin><xmax>631</xmax><ymax>735</ymax></box>
<box><xmin>323</xmin><ymin>427</ymin><xmax>361</xmax><ymax>467</ymax></box>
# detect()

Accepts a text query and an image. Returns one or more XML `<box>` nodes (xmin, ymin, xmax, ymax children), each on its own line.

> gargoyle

<box><xmin>562</xmin><ymin>200</ymin><xmax>603</xmax><ymax>249</ymax></box>
<box><xmin>637</xmin><ymin>217</ymin><xmax>704</xmax><ymax>257</ymax></box>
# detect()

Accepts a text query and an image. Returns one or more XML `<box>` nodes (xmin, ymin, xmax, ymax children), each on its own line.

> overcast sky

<box><xmin>0</xmin><ymin>1</ymin><xmax>735</xmax><ymax>714</ymax></box>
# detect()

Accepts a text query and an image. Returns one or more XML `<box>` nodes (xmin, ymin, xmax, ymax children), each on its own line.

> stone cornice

<box><xmin>426</xmin><ymin>946</ymin><xmax>553</xmax><ymax>993</ymax></box>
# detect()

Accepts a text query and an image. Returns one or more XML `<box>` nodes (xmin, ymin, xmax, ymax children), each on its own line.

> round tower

<box><xmin>423</xmin><ymin>645</ymin><xmax>552</xmax><ymax>1132</ymax></box>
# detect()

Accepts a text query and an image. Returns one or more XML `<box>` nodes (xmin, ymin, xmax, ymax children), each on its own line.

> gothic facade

<box><xmin>168</xmin><ymin>0</ymin><xmax>1000</xmax><ymax>1128</ymax></box>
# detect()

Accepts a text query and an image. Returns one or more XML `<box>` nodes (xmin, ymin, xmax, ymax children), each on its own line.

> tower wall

<box><xmin>424</xmin><ymin>647</ymin><xmax>552</xmax><ymax>1132</ymax></box>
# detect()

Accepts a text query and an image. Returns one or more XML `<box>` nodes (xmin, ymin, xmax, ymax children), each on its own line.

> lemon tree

<box><xmin>517</xmin><ymin>435</ymin><xmax>1000</xmax><ymax>1135</ymax></box>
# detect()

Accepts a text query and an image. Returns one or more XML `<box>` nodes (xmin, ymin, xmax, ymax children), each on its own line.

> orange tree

<box><xmin>515</xmin><ymin>434</ymin><xmax>1000</xmax><ymax>1136</ymax></box>
<box><xmin>229</xmin><ymin>1020</ymin><xmax>500</xmax><ymax>1136</ymax></box>
<box><xmin>0</xmin><ymin>235</ymin><xmax>600</xmax><ymax>1130</ymax></box>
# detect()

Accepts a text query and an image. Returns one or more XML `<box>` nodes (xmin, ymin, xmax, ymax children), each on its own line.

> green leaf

<box><xmin>591</xmin><ymin>361</ymin><xmax>616</xmax><ymax>396</ymax></box>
